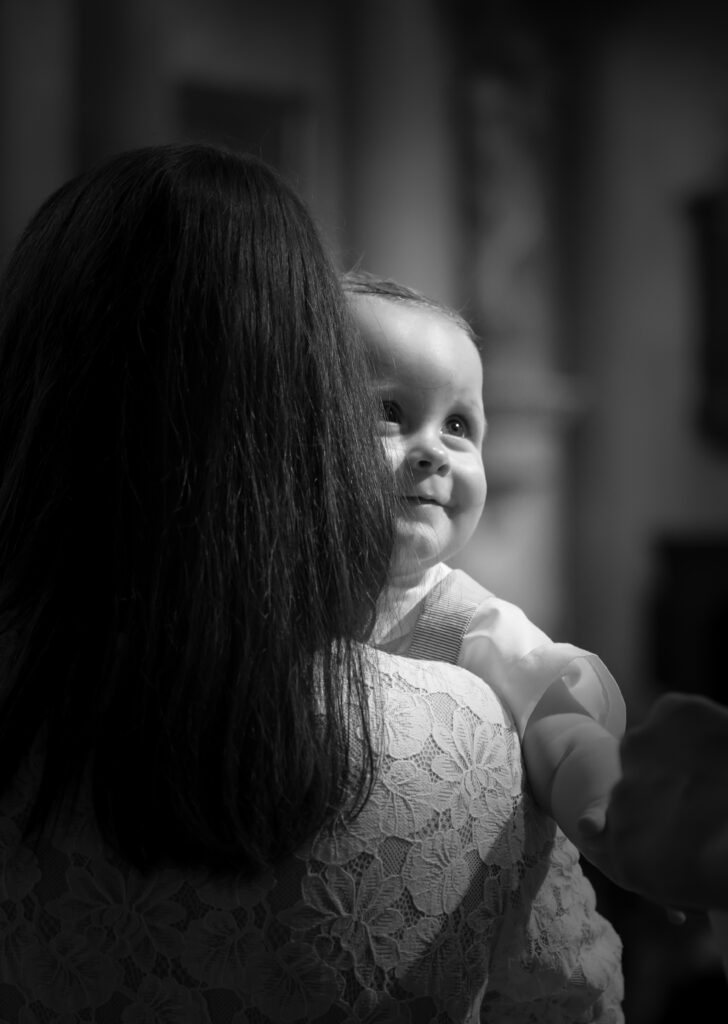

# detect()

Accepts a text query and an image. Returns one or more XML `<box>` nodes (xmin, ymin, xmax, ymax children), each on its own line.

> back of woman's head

<box><xmin>0</xmin><ymin>143</ymin><xmax>394</xmax><ymax>873</ymax></box>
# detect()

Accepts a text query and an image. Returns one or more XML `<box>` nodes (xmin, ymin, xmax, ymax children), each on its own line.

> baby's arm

<box><xmin>450</xmin><ymin>582</ymin><xmax>625</xmax><ymax>873</ymax></box>
<box><xmin>522</xmin><ymin>678</ymin><xmax>621</xmax><ymax>875</ymax></box>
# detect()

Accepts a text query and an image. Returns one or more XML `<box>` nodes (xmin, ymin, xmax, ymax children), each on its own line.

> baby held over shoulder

<box><xmin>344</xmin><ymin>269</ymin><xmax>625</xmax><ymax>874</ymax></box>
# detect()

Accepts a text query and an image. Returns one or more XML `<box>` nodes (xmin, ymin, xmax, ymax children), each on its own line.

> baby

<box><xmin>344</xmin><ymin>270</ymin><xmax>625</xmax><ymax>864</ymax></box>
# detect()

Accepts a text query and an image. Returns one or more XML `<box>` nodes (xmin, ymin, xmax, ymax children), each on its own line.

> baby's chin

<box><xmin>391</xmin><ymin>513</ymin><xmax>471</xmax><ymax>577</ymax></box>
<box><xmin>389</xmin><ymin>542</ymin><xmax>443</xmax><ymax>586</ymax></box>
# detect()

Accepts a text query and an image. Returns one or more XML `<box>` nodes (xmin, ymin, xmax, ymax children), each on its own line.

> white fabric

<box><xmin>376</xmin><ymin>566</ymin><xmax>626</xmax><ymax>740</ymax></box>
<box><xmin>0</xmin><ymin>650</ymin><xmax>623</xmax><ymax>1022</ymax></box>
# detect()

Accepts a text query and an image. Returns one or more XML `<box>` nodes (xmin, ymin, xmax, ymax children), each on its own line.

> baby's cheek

<box><xmin>460</xmin><ymin>464</ymin><xmax>487</xmax><ymax>510</ymax></box>
<box><xmin>382</xmin><ymin>438</ymin><xmax>406</xmax><ymax>473</ymax></box>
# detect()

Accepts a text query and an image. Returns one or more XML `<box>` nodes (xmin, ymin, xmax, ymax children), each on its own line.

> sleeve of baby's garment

<box><xmin>459</xmin><ymin>598</ymin><xmax>626</xmax><ymax>740</ymax></box>
<box><xmin>484</xmin><ymin>818</ymin><xmax>625</xmax><ymax>1023</ymax></box>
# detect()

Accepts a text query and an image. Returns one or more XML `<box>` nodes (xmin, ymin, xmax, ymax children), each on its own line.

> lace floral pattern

<box><xmin>0</xmin><ymin>651</ymin><xmax>623</xmax><ymax>1022</ymax></box>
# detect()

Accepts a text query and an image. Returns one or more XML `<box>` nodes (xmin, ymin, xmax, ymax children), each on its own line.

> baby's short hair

<box><xmin>342</xmin><ymin>269</ymin><xmax>478</xmax><ymax>346</ymax></box>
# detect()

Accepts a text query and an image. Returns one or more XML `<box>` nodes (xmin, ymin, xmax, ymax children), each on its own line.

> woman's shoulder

<box><xmin>358</xmin><ymin>647</ymin><xmax>524</xmax><ymax>839</ymax></box>
<box><xmin>367</xmin><ymin>645</ymin><xmax>516</xmax><ymax>727</ymax></box>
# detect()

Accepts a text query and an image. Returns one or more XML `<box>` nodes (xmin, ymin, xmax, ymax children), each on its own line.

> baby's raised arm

<box><xmin>452</xmin><ymin>585</ymin><xmax>625</xmax><ymax>877</ymax></box>
<box><xmin>523</xmin><ymin>677</ymin><xmax>622</xmax><ymax>876</ymax></box>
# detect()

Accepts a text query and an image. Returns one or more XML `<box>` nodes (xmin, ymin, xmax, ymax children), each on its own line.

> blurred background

<box><xmin>1</xmin><ymin>0</ymin><xmax>727</xmax><ymax>1018</ymax></box>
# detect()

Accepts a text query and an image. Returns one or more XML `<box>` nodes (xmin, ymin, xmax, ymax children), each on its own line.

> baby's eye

<box><xmin>381</xmin><ymin>400</ymin><xmax>401</xmax><ymax>424</ymax></box>
<box><xmin>443</xmin><ymin>415</ymin><xmax>469</xmax><ymax>438</ymax></box>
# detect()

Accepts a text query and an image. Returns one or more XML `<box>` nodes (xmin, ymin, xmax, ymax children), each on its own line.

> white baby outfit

<box><xmin>374</xmin><ymin>563</ymin><xmax>626</xmax><ymax>741</ymax></box>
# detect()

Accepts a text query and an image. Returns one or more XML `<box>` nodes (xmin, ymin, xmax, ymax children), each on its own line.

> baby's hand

<box><xmin>544</xmin><ymin>722</ymin><xmax>620</xmax><ymax>849</ymax></box>
<box><xmin>577</xmin><ymin>802</ymin><xmax>608</xmax><ymax>839</ymax></box>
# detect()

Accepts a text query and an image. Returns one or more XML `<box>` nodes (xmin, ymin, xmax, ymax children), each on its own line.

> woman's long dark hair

<box><xmin>0</xmin><ymin>143</ymin><xmax>395</xmax><ymax>874</ymax></box>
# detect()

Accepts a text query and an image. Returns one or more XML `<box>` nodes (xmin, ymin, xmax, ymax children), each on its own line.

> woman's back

<box><xmin>0</xmin><ymin>651</ymin><xmax>622</xmax><ymax>1023</ymax></box>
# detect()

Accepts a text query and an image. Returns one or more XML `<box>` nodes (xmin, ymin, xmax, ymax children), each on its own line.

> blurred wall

<box><xmin>335</xmin><ymin>0</ymin><xmax>461</xmax><ymax>301</ymax></box>
<box><xmin>570</xmin><ymin>2</ymin><xmax>728</xmax><ymax>717</ymax></box>
<box><xmin>0</xmin><ymin>0</ymin><xmax>347</xmax><ymax>264</ymax></box>
<box><xmin>0</xmin><ymin>0</ymin><xmax>76</xmax><ymax>263</ymax></box>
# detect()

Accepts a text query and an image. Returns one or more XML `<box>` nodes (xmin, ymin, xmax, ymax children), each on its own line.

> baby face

<box><xmin>352</xmin><ymin>295</ymin><xmax>487</xmax><ymax>582</ymax></box>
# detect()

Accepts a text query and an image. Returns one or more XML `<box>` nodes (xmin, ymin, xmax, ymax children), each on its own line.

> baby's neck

<box><xmin>373</xmin><ymin>562</ymin><xmax>448</xmax><ymax>645</ymax></box>
<box><xmin>389</xmin><ymin>556</ymin><xmax>446</xmax><ymax>587</ymax></box>
<box><xmin>386</xmin><ymin>561</ymin><xmax>448</xmax><ymax>607</ymax></box>
<box><xmin>388</xmin><ymin>565</ymin><xmax>431</xmax><ymax>591</ymax></box>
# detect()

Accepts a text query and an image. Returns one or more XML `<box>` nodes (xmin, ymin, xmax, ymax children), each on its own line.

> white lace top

<box><xmin>0</xmin><ymin>650</ymin><xmax>623</xmax><ymax>1022</ymax></box>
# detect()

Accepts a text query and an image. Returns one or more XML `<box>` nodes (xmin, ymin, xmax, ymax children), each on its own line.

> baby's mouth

<box><xmin>402</xmin><ymin>496</ymin><xmax>442</xmax><ymax>506</ymax></box>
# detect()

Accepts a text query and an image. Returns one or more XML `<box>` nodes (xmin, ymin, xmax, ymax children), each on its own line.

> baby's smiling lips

<box><xmin>402</xmin><ymin>495</ymin><xmax>443</xmax><ymax>507</ymax></box>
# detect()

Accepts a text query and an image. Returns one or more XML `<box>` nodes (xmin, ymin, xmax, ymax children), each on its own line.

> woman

<box><xmin>0</xmin><ymin>143</ymin><xmax>623</xmax><ymax>1021</ymax></box>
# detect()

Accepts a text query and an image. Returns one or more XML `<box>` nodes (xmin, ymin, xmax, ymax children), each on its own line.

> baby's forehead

<box><xmin>352</xmin><ymin>294</ymin><xmax>481</xmax><ymax>357</ymax></box>
<box><xmin>361</xmin><ymin>311</ymin><xmax>483</xmax><ymax>401</ymax></box>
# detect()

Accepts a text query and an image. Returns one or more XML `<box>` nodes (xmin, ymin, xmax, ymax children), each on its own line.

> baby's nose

<box><xmin>406</xmin><ymin>436</ymin><xmax>450</xmax><ymax>474</ymax></box>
